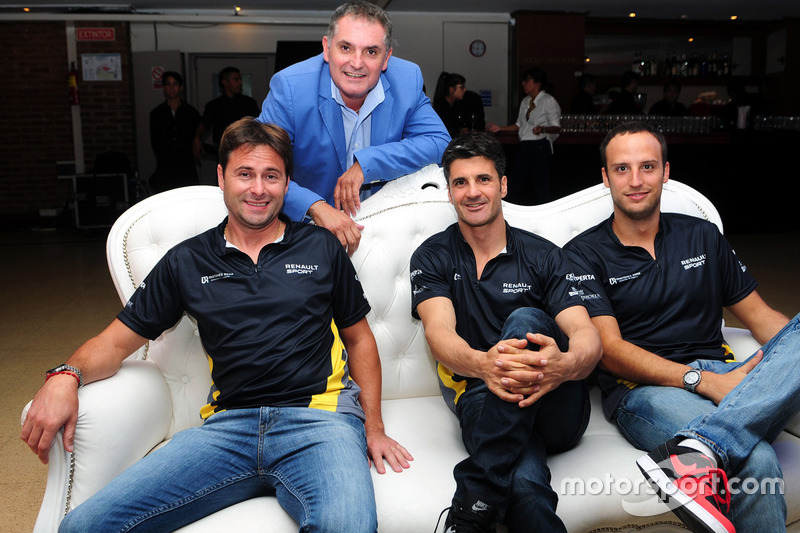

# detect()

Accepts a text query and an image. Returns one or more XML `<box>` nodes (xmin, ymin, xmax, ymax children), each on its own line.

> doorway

<box><xmin>189</xmin><ymin>54</ymin><xmax>275</xmax><ymax>184</ymax></box>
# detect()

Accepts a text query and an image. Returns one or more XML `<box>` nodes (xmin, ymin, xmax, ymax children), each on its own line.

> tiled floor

<box><xmin>1</xmin><ymin>227</ymin><xmax>797</xmax><ymax>531</ymax></box>
<box><xmin>1</xmin><ymin>229</ymin><xmax>121</xmax><ymax>532</ymax></box>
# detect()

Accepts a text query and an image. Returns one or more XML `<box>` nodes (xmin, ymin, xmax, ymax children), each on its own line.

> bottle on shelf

<box><xmin>630</xmin><ymin>50</ymin><xmax>734</xmax><ymax>79</ymax></box>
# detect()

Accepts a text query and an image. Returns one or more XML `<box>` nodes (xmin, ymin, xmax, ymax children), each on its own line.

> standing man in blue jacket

<box><xmin>258</xmin><ymin>1</ymin><xmax>450</xmax><ymax>255</ymax></box>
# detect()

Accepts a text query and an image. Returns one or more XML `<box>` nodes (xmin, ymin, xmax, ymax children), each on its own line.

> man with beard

<box><xmin>564</xmin><ymin>121</ymin><xmax>800</xmax><ymax>533</ymax></box>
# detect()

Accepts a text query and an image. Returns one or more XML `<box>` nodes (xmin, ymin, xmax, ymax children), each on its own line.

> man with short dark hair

<box><xmin>649</xmin><ymin>80</ymin><xmax>688</xmax><ymax>116</ymax></box>
<box><xmin>22</xmin><ymin>117</ymin><xmax>411</xmax><ymax>532</ymax></box>
<box><xmin>259</xmin><ymin>1</ymin><xmax>449</xmax><ymax>255</ymax></box>
<box><xmin>570</xmin><ymin>73</ymin><xmax>597</xmax><ymax>114</ymax></box>
<box><xmin>411</xmin><ymin>132</ymin><xmax>601</xmax><ymax>532</ymax></box>
<box><xmin>564</xmin><ymin>121</ymin><xmax>800</xmax><ymax>532</ymax></box>
<box><xmin>194</xmin><ymin>66</ymin><xmax>260</xmax><ymax>159</ymax></box>
<box><xmin>149</xmin><ymin>70</ymin><xmax>201</xmax><ymax>191</ymax></box>
<box><xmin>606</xmin><ymin>70</ymin><xmax>640</xmax><ymax>115</ymax></box>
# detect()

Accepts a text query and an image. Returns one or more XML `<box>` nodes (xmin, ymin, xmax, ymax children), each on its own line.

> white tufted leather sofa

<box><xmin>23</xmin><ymin>164</ymin><xmax>800</xmax><ymax>532</ymax></box>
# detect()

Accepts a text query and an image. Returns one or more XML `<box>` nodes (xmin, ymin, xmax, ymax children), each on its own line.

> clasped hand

<box><xmin>485</xmin><ymin>332</ymin><xmax>573</xmax><ymax>408</ymax></box>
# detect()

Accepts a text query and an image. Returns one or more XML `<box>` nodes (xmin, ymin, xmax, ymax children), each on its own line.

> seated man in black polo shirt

<box><xmin>22</xmin><ymin>118</ymin><xmax>412</xmax><ymax>532</ymax></box>
<box><xmin>564</xmin><ymin>121</ymin><xmax>800</xmax><ymax>532</ymax></box>
<box><xmin>410</xmin><ymin>132</ymin><xmax>601</xmax><ymax>532</ymax></box>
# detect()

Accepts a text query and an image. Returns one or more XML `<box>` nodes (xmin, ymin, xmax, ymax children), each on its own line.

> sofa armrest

<box><xmin>22</xmin><ymin>359</ymin><xmax>173</xmax><ymax>533</ymax></box>
<box><xmin>722</xmin><ymin>326</ymin><xmax>762</xmax><ymax>361</ymax></box>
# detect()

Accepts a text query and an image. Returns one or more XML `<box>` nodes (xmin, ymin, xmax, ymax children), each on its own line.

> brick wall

<box><xmin>0</xmin><ymin>21</ymin><xmax>135</xmax><ymax>225</ymax></box>
<box><xmin>75</xmin><ymin>22</ymin><xmax>136</xmax><ymax>178</ymax></box>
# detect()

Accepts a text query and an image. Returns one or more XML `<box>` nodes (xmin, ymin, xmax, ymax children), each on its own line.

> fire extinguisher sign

<box><xmin>152</xmin><ymin>67</ymin><xmax>165</xmax><ymax>89</ymax></box>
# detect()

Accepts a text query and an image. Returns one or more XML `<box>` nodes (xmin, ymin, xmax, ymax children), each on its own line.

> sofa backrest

<box><xmin>106</xmin><ymin>165</ymin><xmax>722</xmax><ymax>436</ymax></box>
<box><xmin>351</xmin><ymin>165</ymin><xmax>722</xmax><ymax>401</ymax></box>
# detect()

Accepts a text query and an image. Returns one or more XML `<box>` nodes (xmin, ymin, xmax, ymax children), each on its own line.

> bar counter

<box><xmin>493</xmin><ymin>127</ymin><xmax>800</xmax><ymax>234</ymax></box>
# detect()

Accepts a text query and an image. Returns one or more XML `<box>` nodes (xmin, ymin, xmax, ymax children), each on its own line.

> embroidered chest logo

<box><xmin>201</xmin><ymin>272</ymin><xmax>234</xmax><ymax>284</ymax></box>
<box><xmin>285</xmin><ymin>263</ymin><xmax>319</xmax><ymax>275</ymax></box>
<box><xmin>502</xmin><ymin>282</ymin><xmax>531</xmax><ymax>294</ymax></box>
<box><xmin>681</xmin><ymin>254</ymin><xmax>706</xmax><ymax>270</ymax></box>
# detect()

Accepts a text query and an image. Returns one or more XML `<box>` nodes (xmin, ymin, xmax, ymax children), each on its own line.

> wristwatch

<box><xmin>46</xmin><ymin>363</ymin><xmax>84</xmax><ymax>388</ymax></box>
<box><xmin>682</xmin><ymin>369</ymin><xmax>702</xmax><ymax>392</ymax></box>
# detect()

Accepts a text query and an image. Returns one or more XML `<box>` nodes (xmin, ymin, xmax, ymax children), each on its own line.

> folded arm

<box><xmin>416</xmin><ymin>297</ymin><xmax>544</xmax><ymax>406</ymax></box>
<box><xmin>495</xmin><ymin>305</ymin><xmax>601</xmax><ymax>407</ymax></box>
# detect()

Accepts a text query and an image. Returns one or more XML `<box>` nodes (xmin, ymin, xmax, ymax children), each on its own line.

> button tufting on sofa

<box><xmin>22</xmin><ymin>170</ymin><xmax>800</xmax><ymax>533</ymax></box>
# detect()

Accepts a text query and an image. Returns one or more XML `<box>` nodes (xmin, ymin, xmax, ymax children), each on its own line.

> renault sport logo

<box><xmin>285</xmin><ymin>263</ymin><xmax>319</xmax><ymax>275</ymax></box>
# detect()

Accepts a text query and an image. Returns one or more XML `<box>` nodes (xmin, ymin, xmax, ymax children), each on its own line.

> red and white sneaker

<box><xmin>637</xmin><ymin>437</ymin><xmax>735</xmax><ymax>533</ymax></box>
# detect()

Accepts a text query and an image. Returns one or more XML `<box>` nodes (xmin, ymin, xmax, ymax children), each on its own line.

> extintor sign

<box><xmin>76</xmin><ymin>28</ymin><xmax>115</xmax><ymax>41</ymax></box>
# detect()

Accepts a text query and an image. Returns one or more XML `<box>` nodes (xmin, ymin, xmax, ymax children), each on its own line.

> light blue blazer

<box><xmin>258</xmin><ymin>53</ymin><xmax>450</xmax><ymax>221</ymax></box>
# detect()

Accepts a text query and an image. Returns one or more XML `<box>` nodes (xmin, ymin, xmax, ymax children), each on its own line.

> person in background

<box><xmin>605</xmin><ymin>70</ymin><xmax>640</xmax><ymax>115</ymax></box>
<box><xmin>193</xmin><ymin>66</ymin><xmax>260</xmax><ymax>160</ymax></box>
<box><xmin>649</xmin><ymin>79</ymin><xmax>688</xmax><ymax>116</ymax></box>
<box><xmin>723</xmin><ymin>78</ymin><xmax>766</xmax><ymax>130</ymax></box>
<box><xmin>433</xmin><ymin>71</ymin><xmax>468</xmax><ymax>138</ymax></box>
<box><xmin>258</xmin><ymin>1</ymin><xmax>450</xmax><ymax>256</ymax></box>
<box><xmin>460</xmin><ymin>89</ymin><xmax>486</xmax><ymax>132</ymax></box>
<box><xmin>149</xmin><ymin>71</ymin><xmax>201</xmax><ymax>192</ymax></box>
<box><xmin>569</xmin><ymin>73</ymin><xmax>597</xmax><ymax>114</ymax></box>
<box><xmin>487</xmin><ymin>67</ymin><xmax>561</xmax><ymax>205</ymax></box>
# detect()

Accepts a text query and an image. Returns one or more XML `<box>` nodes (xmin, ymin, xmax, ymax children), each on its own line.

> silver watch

<box><xmin>682</xmin><ymin>369</ymin><xmax>702</xmax><ymax>393</ymax></box>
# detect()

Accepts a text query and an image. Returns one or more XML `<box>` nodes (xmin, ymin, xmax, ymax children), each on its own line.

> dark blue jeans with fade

<box><xmin>453</xmin><ymin>307</ymin><xmax>590</xmax><ymax>532</ymax></box>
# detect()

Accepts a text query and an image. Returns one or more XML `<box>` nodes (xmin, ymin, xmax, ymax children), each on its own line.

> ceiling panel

<box><xmin>1</xmin><ymin>0</ymin><xmax>799</xmax><ymax>20</ymax></box>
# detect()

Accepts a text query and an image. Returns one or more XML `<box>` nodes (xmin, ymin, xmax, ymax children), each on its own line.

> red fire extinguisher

<box><xmin>68</xmin><ymin>61</ymin><xmax>79</xmax><ymax>105</ymax></box>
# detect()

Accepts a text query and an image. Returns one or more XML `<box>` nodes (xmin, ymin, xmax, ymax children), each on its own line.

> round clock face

<box><xmin>469</xmin><ymin>39</ymin><xmax>486</xmax><ymax>57</ymax></box>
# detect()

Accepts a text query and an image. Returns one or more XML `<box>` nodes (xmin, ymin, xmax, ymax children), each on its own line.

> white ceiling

<box><xmin>1</xmin><ymin>0</ymin><xmax>799</xmax><ymax>21</ymax></box>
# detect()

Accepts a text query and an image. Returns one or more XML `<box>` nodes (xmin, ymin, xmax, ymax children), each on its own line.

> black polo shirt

<box><xmin>118</xmin><ymin>215</ymin><xmax>370</xmax><ymax>420</ymax></box>
<box><xmin>411</xmin><ymin>222</ymin><xmax>584</xmax><ymax>410</ymax></box>
<box><xmin>564</xmin><ymin>213</ymin><xmax>757</xmax><ymax>417</ymax></box>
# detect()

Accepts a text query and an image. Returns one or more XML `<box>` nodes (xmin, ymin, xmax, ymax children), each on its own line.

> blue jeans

<box><xmin>59</xmin><ymin>407</ymin><xmax>377</xmax><ymax>533</ymax></box>
<box><xmin>614</xmin><ymin>312</ymin><xmax>800</xmax><ymax>532</ymax></box>
<box><xmin>454</xmin><ymin>308</ymin><xmax>591</xmax><ymax>533</ymax></box>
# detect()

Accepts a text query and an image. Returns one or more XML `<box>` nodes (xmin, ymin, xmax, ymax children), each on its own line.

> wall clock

<box><xmin>469</xmin><ymin>39</ymin><xmax>486</xmax><ymax>57</ymax></box>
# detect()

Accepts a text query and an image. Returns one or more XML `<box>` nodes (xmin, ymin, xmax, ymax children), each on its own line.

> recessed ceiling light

<box><xmin>629</xmin><ymin>12</ymin><xmax>636</xmax><ymax>18</ymax></box>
